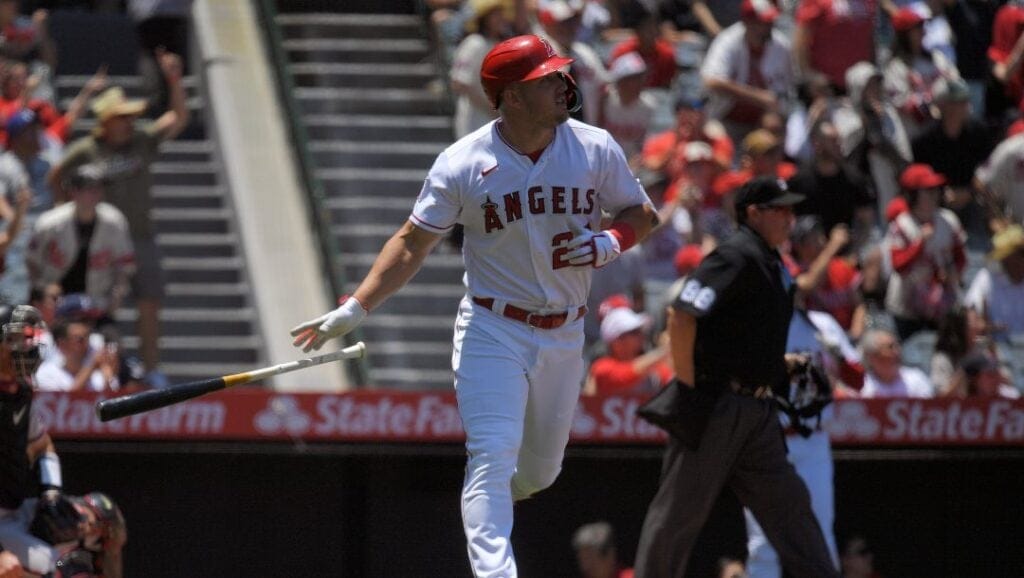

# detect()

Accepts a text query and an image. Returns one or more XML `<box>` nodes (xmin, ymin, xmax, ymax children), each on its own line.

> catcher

<box><xmin>0</xmin><ymin>305</ymin><xmax>126</xmax><ymax>577</ymax></box>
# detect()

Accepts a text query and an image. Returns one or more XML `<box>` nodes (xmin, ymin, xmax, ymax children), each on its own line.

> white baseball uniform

<box><xmin>411</xmin><ymin>118</ymin><xmax>651</xmax><ymax>578</ymax></box>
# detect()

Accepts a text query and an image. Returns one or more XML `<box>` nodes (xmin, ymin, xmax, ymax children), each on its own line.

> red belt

<box><xmin>472</xmin><ymin>297</ymin><xmax>587</xmax><ymax>330</ymax></box>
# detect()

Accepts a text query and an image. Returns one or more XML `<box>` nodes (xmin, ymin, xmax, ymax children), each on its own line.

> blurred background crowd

<box><xmin>425</xmin><ymin>0</ymin><xmax>1024</xmax><ymax>405</ymax></box>
<box><xmin>0</xmin><ymin>0</ymin><xmax>190</xmax><ymax>393</ymax></box>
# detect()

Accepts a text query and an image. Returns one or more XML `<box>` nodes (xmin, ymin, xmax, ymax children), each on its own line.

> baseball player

<box><xmin>0</xmin><ymin>305</ymin><xmax>127</xmax><ymax>578</ymax></box>
<box><xmin>290</xmin><ymin>35</ymin><xmax>656</xmax><ymax>578</ymax></box>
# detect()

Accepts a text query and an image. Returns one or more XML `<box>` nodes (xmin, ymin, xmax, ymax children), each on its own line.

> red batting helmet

<box><xmin>480</xmin><ymin>35</ymin><xmax>580</xmax><ymax>112</ymax></box>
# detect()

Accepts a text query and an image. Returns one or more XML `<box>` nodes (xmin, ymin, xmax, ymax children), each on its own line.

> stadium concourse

<box><xmin>4</xmin><ymin>0</ymin><xmax>1023</xmax><ymax>577</ymax></box>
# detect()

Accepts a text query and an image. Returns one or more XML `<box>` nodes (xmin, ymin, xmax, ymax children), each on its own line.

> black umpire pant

<box><xmin>634</xmin><ymin>391</ymin><xmax>839</xmax><ymax>578</ymax></box>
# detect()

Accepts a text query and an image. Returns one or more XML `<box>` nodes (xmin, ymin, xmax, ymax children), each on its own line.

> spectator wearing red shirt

<box><xmin>608</xmin><ymin>10</ymin><xmax>677</xmax><ymax>89</ymax></box>
<box><xmin>0</xmin><ymin>62</ymin><xmax>107</xmax><ymax>147</ymax></box>
<box><xmin>885</xmin><ymin>164</ymin><xmax>967</xmax><ymax>340</ymax></box>
<box><xmin>585</xmin><ymin>307</ymin><xmax>672</xmax><ymax>396</ymax></box>
<box><xmin>641</xmin><ymin>95</ymin><xmax>734</xmax><ymax>180</ymax></box>
<box><xmin>988</xmin><ymin>2</ymin><xmax>1024</xmax><ymax>114</ymax></box>
<box><xmin>792</xmin><ymin>0</ymin><xmax>877</xmax><ymax>92</ymax></box>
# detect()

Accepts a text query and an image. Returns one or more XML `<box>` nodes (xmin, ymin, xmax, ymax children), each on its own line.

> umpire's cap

<box><xmin>733</xmin><ymin>176</ymin><xmax>804</xmax><ymax>215</ymax></box>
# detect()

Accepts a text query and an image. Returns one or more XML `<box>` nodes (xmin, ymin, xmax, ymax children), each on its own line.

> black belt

<box><xmin>472</xmin><ymin>297</ymin><xmax>587</xmax><ymax>330</ymax></box>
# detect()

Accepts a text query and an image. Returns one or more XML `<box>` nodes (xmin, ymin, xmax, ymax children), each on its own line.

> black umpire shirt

<box><xmin>673</xmin><ymin>224</ymin><xmax>794</xmax><ymax>395</ymax></box>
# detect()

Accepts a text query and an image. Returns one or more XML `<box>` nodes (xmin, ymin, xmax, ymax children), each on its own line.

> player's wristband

<box><xmin>606</xmin><ymin>222</ymin><xmax>637</xmax><ymax>252</ymax></box>
<box><xmin>38</xmin><ymin>452</ymin><xmax>62</xmax><ymax>490</ymax></box>
<box><xmin>338</xmin><ymin>294</ymin><xmax>369</xmax><ymax>314</ymax></box>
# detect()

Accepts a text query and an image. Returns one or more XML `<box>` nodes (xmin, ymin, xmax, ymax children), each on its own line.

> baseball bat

<box><xmin>95</xmin><ymin>341</ymin><xmax>367</xmax><ymax>422</ymax></box>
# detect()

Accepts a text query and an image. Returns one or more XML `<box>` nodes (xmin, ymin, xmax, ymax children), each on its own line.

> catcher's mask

<box><xmin>2</xmin><ymin>305</ymin><xmax>47</xmax><ymax>379</ymax></box>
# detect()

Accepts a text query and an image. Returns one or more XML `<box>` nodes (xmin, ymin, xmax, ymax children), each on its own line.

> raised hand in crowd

<box><xmin>156</xmin><ymin>46</ymin><xmax>183</xmax><ymax>84</ymax></box>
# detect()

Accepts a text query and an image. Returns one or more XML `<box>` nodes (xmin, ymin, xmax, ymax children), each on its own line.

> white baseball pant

<box><xmin>453</xmin><ymin>296</ymin><xmax>585</xmax><ymax>578</ymax></box>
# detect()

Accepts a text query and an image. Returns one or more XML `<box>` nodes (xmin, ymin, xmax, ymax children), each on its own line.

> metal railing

<box><xmin>253</xmin><ymin>0</ymin><xmax>370</xmax><ymax>387</ymax></box>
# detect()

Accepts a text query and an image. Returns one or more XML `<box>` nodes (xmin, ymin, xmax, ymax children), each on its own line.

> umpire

<box><xmin>633</xmin><ymin>177</ymin><xmax>839</xmax><ymax>578</ymax></box>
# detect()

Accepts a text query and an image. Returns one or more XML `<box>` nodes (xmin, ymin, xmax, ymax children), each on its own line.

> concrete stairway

<box><xmin>55</xmin><ymin>75</ymin><xmax>265</xmax><ymax>384</ymax></box>
<box><xmin>273</xmin><ymin>5</ymin><xmax>463</xmax><ymax>389</ymax></box>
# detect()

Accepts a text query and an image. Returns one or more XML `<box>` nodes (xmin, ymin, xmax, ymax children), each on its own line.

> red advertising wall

<box><xmin>37</xmin><ymin>390</ymin><xmax>1024</xmax><ymax>446</ymax></box>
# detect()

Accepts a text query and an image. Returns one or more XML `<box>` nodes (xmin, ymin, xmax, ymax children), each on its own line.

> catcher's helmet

<box><xmin>3</xmin><ymin>305</ymin><xmax>47</xmax><ymax>378</ymax></box>
<box><xmin>480</xmin><ymin>35</ymin><xmax>580</xmax><ymax>112</ymax></box>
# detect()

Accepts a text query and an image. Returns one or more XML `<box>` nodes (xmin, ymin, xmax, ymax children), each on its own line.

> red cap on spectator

<box><xmin>1009</xmin><ymin>119</ymin><xmax>1024</xmax><ymax>139</ymax></box>
<box><xmin>674</xmin><ymin>245</ymin><xmax>704</xmax><ymax>277</ymax></box>
<box><xmin>885</xmin><ymin>196</ymin><xmax>909</xmax><ymax>222</ymax></box>
<box><xmin>598</xmin><ymin>294</ymin><xmax>632</xmax><ymax>321</ymax></box>
<box><xmin>741</xmin><ymin>0</ymin><xmax>779</xmax><ymax>23</ymax></box>
<box><xmin>899</xmin><ymin>163</ymin><xmax>947</xmax><ymax>190</ymax></box>
<box><xmin>891</xmin><ymin>8</ymin><xmax>925</xmax><ymax>32</ymax></box>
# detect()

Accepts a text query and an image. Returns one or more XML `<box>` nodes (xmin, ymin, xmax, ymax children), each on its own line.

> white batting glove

<box><xmin>290</xmin><ymin>297</ymin><xmax>367</xmax><ymax>353</ymax></box>
<box><xmin>565</xmin><ymin>229</ymin><xmax>621</xmax><ymax>268</ymax></box>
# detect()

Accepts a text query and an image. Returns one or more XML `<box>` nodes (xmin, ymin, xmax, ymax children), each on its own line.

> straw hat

<box><xmin>91</xmin><ymin>87</ymin><xmax>146</xmax><ymax>122</ymax></box>
<box><xmin>988</xmin><ymin>225</ymin><xmax>1024</xmax><ymax>261</ymax></box>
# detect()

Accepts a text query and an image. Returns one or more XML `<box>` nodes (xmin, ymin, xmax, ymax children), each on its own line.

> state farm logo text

<box><xmin>828</xmin><ymin>399</ymin><xmax>1024</xmax><ymax>444</ymax></box>
<box><xmin>35</xmin><ymin>394</ymin><xmax>226</xmax><ymax>435</ymax></box>
<box><xmin>251</xmin><ymin>395</ymin><xmax>464</xmax><ymax>439</ymax></box>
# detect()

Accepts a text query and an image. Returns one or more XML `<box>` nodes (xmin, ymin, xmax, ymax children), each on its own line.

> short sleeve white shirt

<box><xmin>411</xmin><ymin>119</ymin><xmax>652</xmax><ymax>310</ymax></box>
<box><xmin>861</xmin><ymin>366</ymin><xmax>934</xmax><ymax>398</ymax></box>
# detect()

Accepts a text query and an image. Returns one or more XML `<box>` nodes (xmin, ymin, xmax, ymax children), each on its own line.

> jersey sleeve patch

<box><xmin>673</xmin><ymin>245</ymin><xmax>744</xmax><ymax>318</ymax></box>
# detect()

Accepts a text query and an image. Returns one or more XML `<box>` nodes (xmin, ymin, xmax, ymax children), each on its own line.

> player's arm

<box><xmin>564</xmin><ymin>203</ymin><xmax>658</xmax><ymax>268</ymax></box>
<box><xmin>351</xmin><ymin>221</ymin><xmax>443</xmax><ymax>311</ymax></box>
<box><xmin>291</xmin><ymin>221</ymin><xmax>443</xmax><ymax>352</ymax></box>
<box><xmin>610</xmin><ymin>202</ymin><xmax>658</xmax><ymax>244</ymax></box>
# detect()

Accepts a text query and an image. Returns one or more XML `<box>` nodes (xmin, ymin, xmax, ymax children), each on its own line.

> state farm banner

<box><xmin>32</xmin><ymin>390</ymin><xmax>1024</xmax><ymax>446</ymax></box>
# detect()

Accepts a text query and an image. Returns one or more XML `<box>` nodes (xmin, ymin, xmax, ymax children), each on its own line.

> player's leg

<box><xmin>513</xmin><ymin>324</ymin><xmax>585</xmax><ymax>500</ymax></box>
<box><xmin>730</xmin><ymin>404</ymin><xmax>839</xmax><ymax>578</ymax></box>
<box><xmin>454</xmin><ymin>301</ymin><xmax>532</xmax><ymax>578</ymax></box>
<box><xmin>634</xmin><ymin>393</ymin><xmax>754</xmax><ymax>578</ymax></box>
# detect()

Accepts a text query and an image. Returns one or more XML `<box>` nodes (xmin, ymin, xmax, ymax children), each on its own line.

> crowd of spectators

<box><xmin>0</xmin><ymin>0</ymin><xmax>192</xmax><ymax>393</ymax></box>
<box><xmin>427</xmin><ymin>0</ymin><xmax>1024</xmax><ymax>402</ymax></box>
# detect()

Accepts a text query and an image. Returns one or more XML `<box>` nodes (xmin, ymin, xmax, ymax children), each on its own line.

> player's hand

<box><xmin>564</xmin><ymin>229</ymin><xmax>621</xmax><ymax>268</ymax></box>
<box><xmin>0</xmin><ymin>551</ymin><xmax>21</xmax><ymax>578</ymax></box>
<box><xmin>290</xmin><ymin>297</ymin><xmax>367</xmax><ymax>353</ymax></box>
